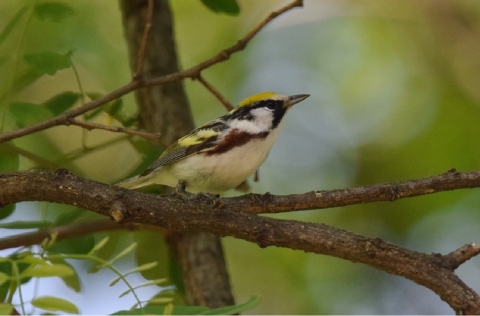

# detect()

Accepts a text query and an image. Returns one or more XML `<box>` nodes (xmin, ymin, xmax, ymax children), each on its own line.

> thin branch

<box><xmin>1</xmin><ymin>168</ymin><xmax>480</xmax><ymax>313</ymax></box>
<box><xmin>58</xmin><ymin>135</ymin><xmax>129</xmax><ymax>164</ymax></box>
<box><xmin>443</xmin><ymin>243</ymin><xmax>480</xmax><ymax>270</ymax></box>
<box><xmin>0</xmin><ymin>0</ymin><xmax>303</xmax><ymax>144</ymax></box>
<box><xmin>143</xmin><ymin>0</ymin><xmax>304</xmax><ymax>88</ymax></box>
<box><xmin>195</xmin><ymin>74</ymin><xmax>234</xmax><ymax>111</ymax></box>
<box><xmin>66</xmin><ymin>118</ymin><xmax>161</xmax><ymax>141</ymax></box>
<box><xmin>0</xmin><ymin>80</ymin><xmax>142</xmax><ymax>144</ymax></box>
<box><xmin>228</xmin><ymin>168</ymin><xmax>480</xmax><ymax>214</ymax></box>
<box><xmin>134</xmin><ymin>0</ymin><xmax>154</xmax><ymax>79</ymax></box>
<box><xmin>0</xmin><ymin>219</ymin><xmax>141</xmax><ymax>251</ymax></box>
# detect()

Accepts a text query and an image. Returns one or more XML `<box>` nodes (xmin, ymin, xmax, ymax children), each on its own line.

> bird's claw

<box><xmin>175</xmin><ymin>181</ymin><xmax>222</xmax><ymax>206</ymax></box>
<box><xmin>175</xmin><ymin>180</ymin><xmax>195</xmax><ymax>199</ymax></box>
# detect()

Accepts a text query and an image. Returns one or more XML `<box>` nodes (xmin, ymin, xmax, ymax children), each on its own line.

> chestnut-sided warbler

<box><xmin>117</xmin><ymin>92</ymin><xmax>309</xmax><ymax>194</ymax></box>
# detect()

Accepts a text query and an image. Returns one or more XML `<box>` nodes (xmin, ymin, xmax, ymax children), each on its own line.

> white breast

<box><xmin>165</xmin><ymin>126</ymin><xmax>283</xmax><ymax>193</ymax></box>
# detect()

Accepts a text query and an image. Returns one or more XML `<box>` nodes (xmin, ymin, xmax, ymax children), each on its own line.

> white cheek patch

<box><xmin>231</xmin><ymin>108</ymin><xmax>273</xmax><ymax>133</ymax></box>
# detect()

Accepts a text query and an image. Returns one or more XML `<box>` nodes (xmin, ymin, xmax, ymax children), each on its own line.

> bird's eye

<box><xmin>265</xmin><ymin>101</ymin><xmax>276</xmax><ymax>110</ymax></box>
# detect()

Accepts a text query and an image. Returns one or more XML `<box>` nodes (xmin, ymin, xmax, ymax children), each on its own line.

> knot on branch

<box><xmin>390</xmin><ymin>183</ymin><xmax>401</xmax><ymax>201</ymax></box>
<box><xmin>54</xmin><ymin>168</ymin><xmax>73</xmax><ymax>177</ymax></box>
<box><xmin>254</xmin><ymin>222</ymin><xmax>274</xmax><ymax>249</ymax></box>
<box><xmin>364</xmin><ymin>238</ymin><xmax>384</xmax><ymax>259</ymax></box>
<box><xmin>109</xmin><ymin>201</ymin><xmax>127</xmax><ymax>223</ymax></box>
<box><xmin>445</xmin><ymin>168</ymin><xmax>458</xmax><ymax>175</ymax></box>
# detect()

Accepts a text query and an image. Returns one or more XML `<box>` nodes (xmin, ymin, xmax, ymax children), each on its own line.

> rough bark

<box><xmin>1</xmin><ymin>169</ymin><xmax>480</xmax><ymax>314</ymax></box>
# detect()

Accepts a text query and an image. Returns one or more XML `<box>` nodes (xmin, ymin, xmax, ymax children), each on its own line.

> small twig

<box><xmin>0</xmin><ymin>80</ymin><xmax>142</xmax><ymax>144</ymax></box>
<box><xmin>134</xmin><ymin>0</ymin><xmax>154</xmax><ymax>79</ymax></box>
<box><xmin>66</xmin><ymin>118</ymin><xmax>161</xmax><ymax>141</ymax></box>
<box><xmin>0</xmin><ymin>0</ymin><xmax>302</xmax><ymax>144</ymax></box>
<box><xmin>443</xmin><ymin>243</ymin><xmax>480</xmax><ymax>270</ymax></box>
<box><xmin>241</xmin><ymin>0</ymin><xmax>304</xmax><ymax>44</ymax></box>
<box><xmin>0</xmin><ymin>218</ymin><xmax>165</xmax><ymax>251</ymax></box>
<box><xmin>195</xmin><ymin>74</ymin><xmax>234</xmax><ymax>111</ymax></box>
<box><xmin>0</xmin><ymin>219</ymin><xmax>140</xmax><ymax>251</ymax></box>
<box><xmin>143</xmin><ymin>0</ymin><xmax>304</xmax><ymax>89</ymax></box>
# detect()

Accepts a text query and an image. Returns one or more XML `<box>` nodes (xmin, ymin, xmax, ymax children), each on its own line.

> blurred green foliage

<box><xmin>0</xmin><ymin>0</ymin><xmax>480</xmax><ymax>314</ymax></box>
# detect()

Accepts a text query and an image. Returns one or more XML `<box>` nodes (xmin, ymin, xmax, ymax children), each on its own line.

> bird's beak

<box><xmin>285</xmin><ymin>94</ymin><xmax>310</xmax><ymax>108</ymax></box>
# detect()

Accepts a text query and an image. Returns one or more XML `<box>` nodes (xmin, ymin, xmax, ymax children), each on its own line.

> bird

<box><xmin>116</xmin><ymin>92</ymin><xmax>309</xmax><ymax>194</ymax></box>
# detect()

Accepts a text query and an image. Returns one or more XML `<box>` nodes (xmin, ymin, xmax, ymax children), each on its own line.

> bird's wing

<box><xmin>140</xmin><ymin>119</ymin><xmax>228</xmax><ymax>177</ymax></box>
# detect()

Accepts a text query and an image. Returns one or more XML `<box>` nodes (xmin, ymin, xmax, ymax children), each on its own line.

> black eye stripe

<box><xmin>224</xmin><ymin>100</ymin><xmax>282</xmax><ymax>121</ymax></box>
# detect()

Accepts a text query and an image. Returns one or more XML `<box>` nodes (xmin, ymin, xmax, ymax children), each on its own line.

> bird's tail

<box><xmin>115</xmin><ymin>174</ymin><xmax>151</xmax><ymax>189</ymax></box>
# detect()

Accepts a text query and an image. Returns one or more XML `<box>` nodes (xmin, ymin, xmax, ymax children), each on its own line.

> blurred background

<box><xmin>1</xmin><ymin>0</ymin><xmax>480</xmax><ymax>314</ymax></box>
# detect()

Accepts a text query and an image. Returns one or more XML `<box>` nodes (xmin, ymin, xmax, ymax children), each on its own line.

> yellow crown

<box><xmin>237</xmin><ymin>92</ymin><xmax>280</xmax><ymax>108</ymax></box>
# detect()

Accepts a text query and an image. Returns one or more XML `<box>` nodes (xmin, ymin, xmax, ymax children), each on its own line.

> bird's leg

<box><xmin>175</xmin><ymin>181</ymin><xmax>221</xmax><ymax>205</ymax></box>
<box><xmin>195</xmin><ymin>192</ymin><xmax>221</xmax><ymax>206</ymax></box>
<box><xmin>175</xmin><ymin>180</ymin><xmax>194</xmax><ymax>199</ymax></box>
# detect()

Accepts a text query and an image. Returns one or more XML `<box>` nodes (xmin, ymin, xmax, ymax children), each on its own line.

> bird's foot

<box><xmin>174</xmin><ymin>181</ymin><xmax>222</xmax><ymax>206</ymax></box>
<box><xmin>196</xmin><ymin>192</ymin><xmax>222</xmax><ymax>206</ymax></box>
<box><xmin>175</xmin><ymin>180</ymin><xmax>195</xmax><ymax>199</ymax></box>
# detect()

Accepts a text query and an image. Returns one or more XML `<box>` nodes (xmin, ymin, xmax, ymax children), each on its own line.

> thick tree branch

<box><xmin>0</xmin><ymin>169</ymin><xmax>479</xmax><ymax>313</ymax></box>
<box><xmin>0</xmin><ymin>0</ymin><xmax>302</xmax><ymax>145</ymax></box>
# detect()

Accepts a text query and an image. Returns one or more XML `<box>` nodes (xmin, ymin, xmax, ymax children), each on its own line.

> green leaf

<box><xmin>104</xmin><ymin>99</ymin><xmax>123</xmax><ymax>118</ymax></box>
<box><xmin>53</xmin><ymin>207</ymin><xmax>89</xmax><ymax>226</ymax></box>
<box><xmin>112</xmin><ymin>296</ymin><xmax>262</xmax><ymax>315</ymax></box>
<box><xmin>84</xmin><ymin>107</ymin><xmax>103</xmax><ymax>120</ymax></box>
<box><xmin>0</xmin><ymin>256</ymin><xmax>30</xmax><ymax>301</ymax></box>
<box><xmin>200</xmin><ymin>0</ymin><xmax>240</xmax><ymax>15</ymax></box>
<box><xmin>8</xmin><ymin>68</ymin><xmax>45</xmax><ymax>95</ymax></box>
<box><xmin>0</xmin><ymin>5</ymin><xmax>28</xmax><ymax>46</ymax></box>
<box><xmin>0</xmin><ymin>272</ymin><xmax>11</xmax><ymax>287</ymax></box>
<box><xmin>85</xmin><ymin>92</ymin><xmax>102</xmax><ymax>100</ymax></box>
<box><xmin>42</xmin><ymin>91</ymin><xmax>79</xmax><ymax>116</ymax></box>
<box><xmin>146</xmin><ymin>297</ymin><xmax>173</xmax><ymax>305</ymax></box>
<box><xmin>49</xmin><ymin>234</ymin><xmax>95</xmax><ymax>255</ymax></box>
<box><xmin>0</xmin><ymin>205</ymin><xmax>15</xmax><ymax>221</ymax></box>
<box><xmin>17</xmin><ymin>253</ymin><xmax>45</xmax><ymax>265</ymax></box>
<box><xmin>0</xmin><ymin>303</ymin><xmax>13</xmax><ymax>315</ymax></box>
<box><xmin>199</xmin><ymin>295</ymin><xmax>262</xmax><ymax>315</ymax></box>
<box><xmin>24</xmin><ymin>51</ymin><xmax>70</xmax><ymax>76</ymax></box>
<box><xmin>8</xmin><ymin>102</ymin><xmax>53</xmax><ymax>127</ymax></box>
<box><xmin>125</xmin><ymin>261</ymin><xmax>158</xmax><ymax>276</ymax></box>
<box><xmin>111</xmin><ymin>305</ymin><xmax>207</xmax><ymax>315</ymax></box>
<box><xmin>110</xmin><ymin>262</ymin><xmax>159</xmax><ymax>287</ymax></box>
<box><xmin>118</xmin><ymin>280</ymin><xmax>169</xmax><ymax>299</ymax></box>
<box><xmin>0</xmin><ymin>144</ymin><xmax>19</xmax><ymax>175</ymax></box>
<box><xmin>89</xmin><ymin>232</ymin><xmax>124</xmax><ymax>273</ymax></box>
<box><xmin>134</xmin><ymin>231</ymin><xmax>169</xmax><ymax>281</ymax></box>
<box><xmin>48</xmin><ymin>257</ymin><xmax>81</xmax><ymax>292</ymax></box>
<box><xmin>34</xmin><ymin>2</ymin><xmax>75</xmax><ymax>23</ymax></box>
<box><xmin>21</xmin><ymin>263</ymin><xmax>74</xmax><ymax>278</ymax></box>
<box><xmin>0</xmin><ymin>220</ymin><xmax>53</xmax><ymax>229</ymax></box>
<box><xmin>32</xmin><ymin>296</ymin><xmax>79</xmax><ymax>314</ymax></box>
<box><xmin>109</xmin><ymin>243</ymin><xmax>137</xmax><ymax>264</ymax></box>
<box><xmin>87</xmin><ymin>236</ymin><xmax>110</xmax><ymax>256</ymax></box>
